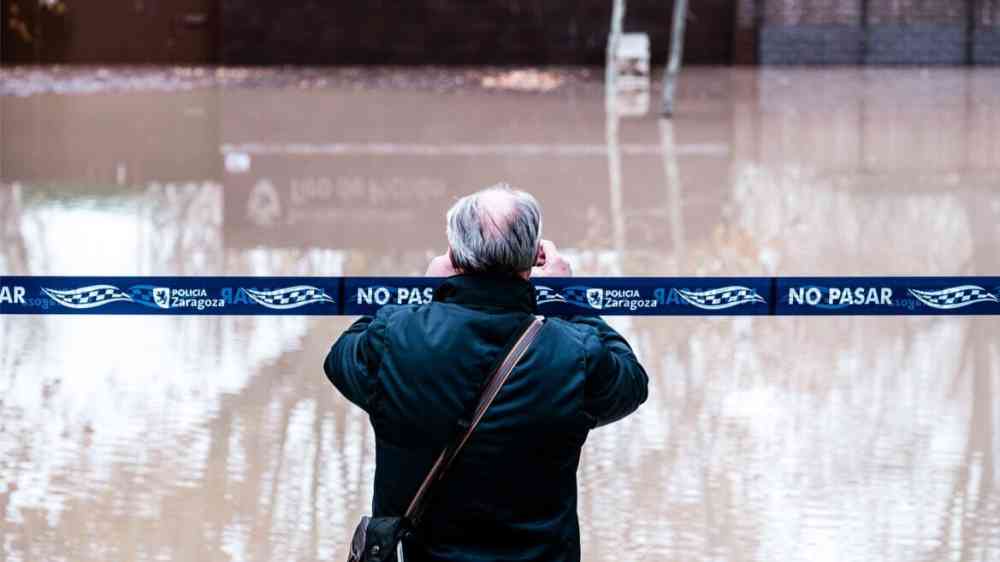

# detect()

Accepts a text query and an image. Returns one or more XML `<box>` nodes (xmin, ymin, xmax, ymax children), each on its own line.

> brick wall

<box><xmin>757</xmin><ymin>0</ymin><xmax>1000</xmax><ymax>64</ymax></box>
<box><xmin>976</xmin><ymin>0</ymin><xmax>1000</xmax><ymax>63</ymax></box>
<box><xmin>763</xmin><ymin>0</ymin><xmax>863</xmax><ymax>25</ymax></box>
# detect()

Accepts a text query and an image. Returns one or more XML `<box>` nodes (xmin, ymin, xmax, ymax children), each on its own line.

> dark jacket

<box><xmin>324</xmin><ymin>274</ymin><xmax>648</xmax><ymax>562</ymax></box>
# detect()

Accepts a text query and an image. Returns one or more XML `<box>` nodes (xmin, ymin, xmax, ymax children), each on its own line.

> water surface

<box><xmin>2</xmin><ymin>67</ymin><xmax>999</xmax><ymax>561</ymax></box>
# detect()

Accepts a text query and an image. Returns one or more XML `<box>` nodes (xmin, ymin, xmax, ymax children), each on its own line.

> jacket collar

<box><xmin>433</xmin><ymin>273</ymin><xmax>537</xmax><ymax>313</ymax></box>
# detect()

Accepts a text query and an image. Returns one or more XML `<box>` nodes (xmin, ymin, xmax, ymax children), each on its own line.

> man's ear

<box><xmin>534</xmin><ymin>242</ymin><xmax>546</xmax><ymax>267</ymax></box>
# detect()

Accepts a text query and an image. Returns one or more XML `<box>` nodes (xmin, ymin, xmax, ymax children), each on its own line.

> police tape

<box><xmin>1</xmin><ymin>276</ymin><xmax>999</xmax><ymax>316</ymax></box>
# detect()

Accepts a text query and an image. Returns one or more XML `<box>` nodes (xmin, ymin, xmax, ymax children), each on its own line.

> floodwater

<box><xmin>2</xmin><ymin>66</ymin><xmax>1000</xmax><ymax>561</ymax></box>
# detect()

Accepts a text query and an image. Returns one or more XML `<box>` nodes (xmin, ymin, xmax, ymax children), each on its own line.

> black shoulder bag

<box><xmin>347</xmin><ymin>316</ymin><xmax>546</xmax><ymax>562</ymax></box>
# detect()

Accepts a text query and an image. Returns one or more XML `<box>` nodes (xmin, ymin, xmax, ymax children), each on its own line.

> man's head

<box><xmin>446</xmin><ymin>183</ymin><xmax>543</xmax><ymax>277</ymax></box>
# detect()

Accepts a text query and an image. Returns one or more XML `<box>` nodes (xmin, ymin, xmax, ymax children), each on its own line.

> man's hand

<box><xmin>531</xmin><ymin>239</ymin><xmax>572</xmax><ymax>277</ymax></box>
<box><xmin>426</xmin><ymin>252</ymin><xmax>459</xmax><ymax>277</ymax></box>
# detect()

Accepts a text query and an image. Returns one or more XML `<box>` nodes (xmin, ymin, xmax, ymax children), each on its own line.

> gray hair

<box><xmin>446</xmin><ymin>183</ymin><xmax>543</xmax><ymax>274</ymax></box>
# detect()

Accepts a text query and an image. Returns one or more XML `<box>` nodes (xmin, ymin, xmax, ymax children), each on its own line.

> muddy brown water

<box><xmin>2</xmin><ymin>67</ymin><xmax>999</xmax><ymax>561</ymax></box>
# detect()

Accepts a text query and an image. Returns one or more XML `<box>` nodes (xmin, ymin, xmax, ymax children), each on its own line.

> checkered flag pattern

<box><xmin>908</xmin><ymin>286</ymin><xmax>998</xmax><ymax>310</ymax></box>
<box><xmin>677</xmin><ymin>286</ymin><xmax>765</xmax><ymax>310</ymax></box>
<box><xmin>534</xmin><ymin>285</ymin><xmax>566</xmax><ymax>305</ymax></box>
<box><xmin>244</xmin><ymin>285</ymin><xmax>335</xmax><ymax>310</ymax></box>
<box><xmin>42</xmin><ymin>285</ymin><xmax>133</xmax><ymax>309</ymax></box>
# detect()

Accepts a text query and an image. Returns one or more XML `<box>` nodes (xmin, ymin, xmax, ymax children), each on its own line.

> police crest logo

<box><xmin>586</xmin><ymin>288</ymin><xmax>605</xmax><ymax>310</ymax></box>
<box><xmin>153</xmin><ymin>288</ymin><xmax>171</xmax><ymax>309</ymax></box>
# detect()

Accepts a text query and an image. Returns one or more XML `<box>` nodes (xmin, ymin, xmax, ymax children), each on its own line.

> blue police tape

<box><xmin>1</xmin><ymin>276</ymin><xmax>999</xmax><ymax>316</ymax></box>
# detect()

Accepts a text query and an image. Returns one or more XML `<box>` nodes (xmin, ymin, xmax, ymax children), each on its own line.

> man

<box><xmin>325</xmin><ymin>184</ymin><xmax>648</xmax><ymax>562</ymax></box>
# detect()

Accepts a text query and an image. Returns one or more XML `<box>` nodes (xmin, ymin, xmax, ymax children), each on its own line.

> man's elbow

<box><xmin>588</xmin><ymin>365</ymin><xmax>649</xmax><ymax>427</ymax></box>
<box><xmin>323</xmin><ymin>345</ymin><xmax>339</xmax><ymax>384</ymax></box>
<box><xmin>323</xmin><ymin>334</ymin><xmax>355</xmax><ymax>390</ymax></box>
<box><xmin>625</xmin><ymin>363</ymin><xmax>650</xmax><ymax>415</ymax></box>
<box><xmin>634</xmin><ymin>366</ymin><xmax>649</xmax><ymax>408</ymax></box>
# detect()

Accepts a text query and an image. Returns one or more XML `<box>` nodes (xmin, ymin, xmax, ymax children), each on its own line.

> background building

<box><xmin>3</xmin><ymin>0</ymin><xmax>999</xmax><ymax>66</ymax></box>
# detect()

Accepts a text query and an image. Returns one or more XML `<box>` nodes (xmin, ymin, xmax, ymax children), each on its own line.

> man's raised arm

<box><xmin>323</xmin><ymin>312</ymin><xmax>388</xmax><ymax>412</ymax></box>
<box><xmin>577</xmin><ymin>315</ymin><xmax>649</xmax><ymax>427</ymax></box>
<box><xmin>529</xmin><ymin>239</ymin><xmax>648</xmax><ymax>426</ymax></box>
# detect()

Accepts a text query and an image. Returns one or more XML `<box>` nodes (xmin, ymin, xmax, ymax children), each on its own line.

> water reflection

<box><xmin>1</xmin><ymin>67</ymin><xmax>999</xmax><ymax>561</ymax></box>
<box><xmin>578</xmin><ymin>316</ymin><xmax>1000</xmax><ymax>562</ymax></box>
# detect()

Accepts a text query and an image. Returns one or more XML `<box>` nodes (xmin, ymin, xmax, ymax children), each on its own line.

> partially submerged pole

<box><xmin>661</xmin><ymin>0</ymin><xmax>688</xmax><ymax>117</ymax></box>
<box><xmin>658</xmin><ymin>118</ymin><xmax>685</xmax><ymax>262</ymax></box>
<box><xmin>606</xmin><ymin>0</ymin><xmax>626</xmax><ymax>87</ymax></box>
<box><xmin>605</xmin><ymin>84</ymin><xmax>626</xmax><ymax>276</ymax></box>
<box><xmin>605</xmin><ymin>0</ymin><xmax>627</xmax><ymax>275</ymax></box>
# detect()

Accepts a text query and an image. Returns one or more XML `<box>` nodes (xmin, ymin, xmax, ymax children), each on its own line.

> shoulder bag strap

<box><xmin>404</xmin><ymin>315</ymin><xmax>545</xmax><ymax>523</ymax></box>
